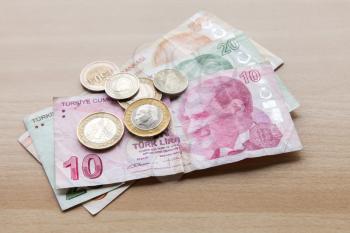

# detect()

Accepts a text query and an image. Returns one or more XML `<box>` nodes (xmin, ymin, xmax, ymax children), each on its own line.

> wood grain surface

<box><xmin>1</xmin><ymin>1</ymin><xmax>350</xmax><ymax>232</ymax></box>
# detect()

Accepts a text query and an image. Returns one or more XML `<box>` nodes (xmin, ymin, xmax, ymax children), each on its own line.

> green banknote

<box><xmin>174</xmin><ymin>32</ymin><xmax>300</xmax><ymax>111</ymax></box>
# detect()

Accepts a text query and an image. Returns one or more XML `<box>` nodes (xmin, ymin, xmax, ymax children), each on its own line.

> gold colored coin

<box><xmin>80</xmin><ymin>61</ymin><xmax>119</xmax><ymax>92</ymax></box>
<box><xmin>77</xmin><ymin>112</ymin><xmax>124</xmax><ymax>150</ymax></box>
<box><xmin>124</xmin><ymin>98</ymin><xmax>171</xmax><ymax>137</ymax></box>
<box><xmin>118</xmin><ymin>78</ymin><xmax>162</xmax><ymax>109</ymax></box>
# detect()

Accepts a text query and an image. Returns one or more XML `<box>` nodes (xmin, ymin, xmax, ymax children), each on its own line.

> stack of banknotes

<box><xmin>18</xmin><ymin>11</ymin><xmax>302</xmax><ymax>215</ymax></box>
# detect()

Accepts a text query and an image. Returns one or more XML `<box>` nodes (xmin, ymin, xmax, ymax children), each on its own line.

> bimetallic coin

<box><xmin>80</xmin><ymin>61</ymin><xmax>119</xmax><ymax>92</ymax></box>
<box><xmin>118</xmin><ymin>78</ymin><xmax>162</xmax><ymax>109</ymax></box>
<box><xmin>105</xmin><ymin>73</ymin><xmax>140</xmax><ymax>100</ymax></box>
<box><xmin>124</xmin><ymin>98</ymin><xmax>171</xmax><ymax>137</ymax></box>
<box><xmin>153</xmin><ymin>69</ymin><xmax>188</xmax><ymax>95</ymax></box>
<box><xmin>77</xmin><ymin>112</ymin><xmax>124</xmax><ymax>150</ymax></box>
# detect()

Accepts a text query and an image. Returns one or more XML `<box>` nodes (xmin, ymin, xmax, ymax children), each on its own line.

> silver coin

<box><xmin>153</xmin><ymin>69</ymin><xmax>188</xmax><ymax>95</ymax></box>
<box><xmin>105</xmin><ymin>73</ymin><xmax>140</xmax><ymax>100</ymax></box>
<box><xmin>77</xmin><ymin>112</ymin><xmax>124</xmax><ymax>150</ymax></box>
<box><xmin>80</xmin><ymin>61</ymin><xmax>119</xmax><ymax>92</ymax></box>
<box><xmin>131</xmin><ymin>104</ymin><xmax>164</xmax><ymax>131</ymax></box>
<box><xmin>118</xmin><ymin>78</ymin><xmax>162</xmax><ymax>109</ymax></box>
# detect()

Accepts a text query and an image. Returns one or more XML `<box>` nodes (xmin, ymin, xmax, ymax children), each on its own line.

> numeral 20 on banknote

<box><xmin>63</xmin><ymin>154</ymin><xmax>103</xmax><ymax>180</ymax></box>
<box><xmin>217</xmin><ymin>38</ymin><xmax>240</xmax><ymax>56</ymax></box>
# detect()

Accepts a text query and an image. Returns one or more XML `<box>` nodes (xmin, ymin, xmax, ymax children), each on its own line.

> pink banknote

<box><xmin>170</xmin><ymin>63</ymin><xmax>302</xmax><ymax>172</ymax></box>
<box><xmin>55</xmin><ymin>65</ymin><xmax>301</xmax><ymax>188</ymax></box>
<box><xmin>54</xmin><ymin>95</ymin><xmax>183</xmax><ymax>189</ymax></box>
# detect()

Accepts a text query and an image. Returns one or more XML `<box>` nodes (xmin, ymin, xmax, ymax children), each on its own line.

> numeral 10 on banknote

<box><xmin>63</xmin><ymin>154</ymin><xmax>103</xmax><ymax>180</ymax></box>
<box><xmin>239</xmin><ymin>70</ymin><xmax>261</xmax><ymax>84</ymax></box>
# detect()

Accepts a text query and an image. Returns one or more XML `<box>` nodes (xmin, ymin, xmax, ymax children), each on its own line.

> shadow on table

<box><xmin>134</xmin><ymin>151</ymin><xmax>302</xmax><ymax>186</ymax></box>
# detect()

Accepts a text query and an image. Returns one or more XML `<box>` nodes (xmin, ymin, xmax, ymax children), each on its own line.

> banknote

<box><xmin>54</xmin><ymin>94</ymin><xmax>183</xmax><ymax>188</ymax></box>
<box><xmin>121</xmin><ymin>11</ymin><xmax>283</xmax><ymax>76</ymax></box>
<box><xmin>83</xmin><ymin>182</ymin><xmax>132</xmax><ymax>215</ymax></box>
<box><xmin>251</xmin><ymin>40</ymin><xmax>284</xmax><ymax>70</ymax></box>
<box><xmin>169</xmin><ymin>63</ymin><xmax>302</xmax><ymax>172</ymax></box>
<box><xmin>17</xmin><ymin>131</ymin><xmax>131</xmax><ymax>215</ymax></box>
<box><xmin>18</xmin><ymin>131</ymin><xmax>40</xmax><ymax>162</ymax></box>
<box><xmin>174</xmin><ymin>33</ymin><xmax>299</xmax><ymax>111</ymax></box>
<box><xmin>24</xmin><ymin>108</ymin><xmax>122</xmax><ymax>210</ymax></box>
<box><xmin>120</xmin><ymin>11</ymin><xmax>298</xmax><ymax>111</ymax></box>
<box><xmin>54</xmin><ymin>67</ymin><xmax>302</xmax><ymax>187</ymax></box>
<box><xmin>136</xmin><ymin>31</ymin><xmax>298</xmax><ymax>112</ymax></box>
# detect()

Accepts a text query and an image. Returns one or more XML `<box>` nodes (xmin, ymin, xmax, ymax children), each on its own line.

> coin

<box><xmin>153</xmin><ymin>69</ymin><xmax>188</xmax><ymax>95</ymax></box>
<box><xmin>105</xmin><ymin>73</ymin><xmax>140</xmax><ymax>100</ymax></box>
<box><xmin>124</xmin><ymin>98</ymin><xmax>171</xmax><ymax>137</ymax></box>
<box><xmin>77</xmin><ymin>112</ymin><xmax>124</xmax><ymax>150</ymax></box>
<box><xmin>118</xmin><ymin>78</ymin><xmax>162</xmax><ymax>109</ymax></box>
<box><xmin>80</xmin><ymin>61</ymin><xmax>119</xmax><ymax>92</ymax></box>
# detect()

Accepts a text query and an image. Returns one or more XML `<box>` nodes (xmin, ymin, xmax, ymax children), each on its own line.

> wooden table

<box><xmin>1</xmin><ymin>1</ymin><xmax>349</xmax><ymax>232</ymax></box>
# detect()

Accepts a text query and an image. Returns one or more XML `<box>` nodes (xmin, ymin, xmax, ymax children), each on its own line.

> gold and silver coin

<box><xmin>105</xmin><ymin>73</ymin><xmax>140</xmax><ymax>100</ymax></box>
<box><xmin>124</xmin><ymin>98</ymin><xmax>171</xmax><ymax>137</ymax></box>
<box><xmin>80</xmin><ymin>61</ymin><xmax>119</xmax><ymax>92</ymax></box>
<box><xmin>77</xmin><ymin>112</ymin><xmax>124</xmax><ymax>150</ymax></box>
<box><xmin>153</xmin><ymin>69</ymin><xmax>188</xmax><ymax>95</ymax></box>
<box><xmin>118</xmin><ymin>78</ymin><xmax>162</xmax><ymax>109</ymax></box>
